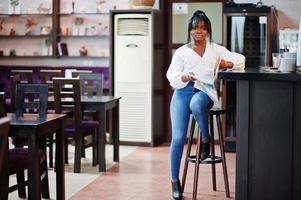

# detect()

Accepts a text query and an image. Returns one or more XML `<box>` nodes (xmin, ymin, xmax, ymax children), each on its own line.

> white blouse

<box><xmin>166</xmin><ymin>42</ymin><xmax>245</xmax><ymax>103</ymax></box>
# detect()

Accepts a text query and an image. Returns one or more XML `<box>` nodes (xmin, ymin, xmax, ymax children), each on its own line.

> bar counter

<box><xmin>218</xmin><ymin>67</ymin><xmax>301</xmax><ymax>200</ymax></box>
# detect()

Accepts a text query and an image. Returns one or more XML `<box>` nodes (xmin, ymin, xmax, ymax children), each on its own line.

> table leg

<box><xmin>56</xmin><ymin>121</ymin><xmax>65</xmax><ymax>200</ymax></box>
<box><xmin>113</xmin><ymin>101</ymin><xmax>119</xmax><ymax>162</ymax></box>
<box><xmin>98</xmin><ymin>106</ymin><xmax>106</xmax><ymax>172</ymax></box>
<box><xmin>0</xmin><ymin>145</ymin><xmax>9</xmax><ymax>200</ymax></box>
<box><xmin>28</xmin><ymin>129</ymin><xmax>41</xmax><ymax>200</ymax></box>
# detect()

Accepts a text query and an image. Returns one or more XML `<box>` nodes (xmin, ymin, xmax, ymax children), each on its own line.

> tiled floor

<box><xmin>8</xmin><ymin>145</ymin><xmax>138</xmax><ymax>200</ymax></box>
<box><xmin>70</xmin><ymin>144</ymin><xmax>236</xmax><ymax>200</ymax></box>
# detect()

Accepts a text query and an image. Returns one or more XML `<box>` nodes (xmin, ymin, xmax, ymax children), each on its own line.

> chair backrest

<box><xmin>10</xmin><ymin>74</ymin><xmax>21</xmax><ymax>112</ymax></box>
<box><xmin>79</xmin><ymin>73</ymin><xmax>103</xmax><ymax>96</ymax></box>
<box><xmin>15</xmin><ymin>84</ymin><xmax>48</xmax><ymax>118</ymax></box>
<box><xmin>0</xmin><ymin>92</ymin><xmax>6</xmax><ymax>117</ymax></box>
<box><xmin>71</xmin><ymin>70</ymin><xmax>93</xmax><ymax>78</ymax></box>
<box><xmin>53</xmin><ymin>78</ymin><xmax>82</xmax><ymax>130</ymax></box>
<box><xmin>0</xmin><ymin>116</ymin><xmax>10</xmax><ymax>175</ymax></box>
<box><xmin>10</xmin><ymin>70</ymin><xmax>33</xmax><ymax>84</ymax></box>
<box><xmin>39</xmin><ymin>69</ymin><xmax>63</xmax><ymax>97</ymax></box>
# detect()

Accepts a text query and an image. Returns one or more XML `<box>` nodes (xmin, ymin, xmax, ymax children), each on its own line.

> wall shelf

<box><xmin>0</xmin><ymin>14</ymin><xmax>52</xmax><ymax>17</ymax></box>
<box><xmin>0</xmin><ymin>56</ymin><xmax>53</xmax><ymax>58</ymax></box>
<box><xmin>59</xmin><ymin>13</ymin><xmax>109</xmax><ymax>15</ymax></box>
<box><xmin>0</xmin><ymin>0</ymin><xmax>110</xmax><ymax>64</ymax></box>
<box><xmin>0</xmin><ymin>35</ymin><xmax>52</xmax><ymax>38</ymax></box>
<box><xmin>58</xmin><ymin>56</ymin><xmax>108</xmax><ymax>58</ymax></box>
<box><xmin>58</xmin><ymin>35</ymin><xmax>108</xmax><ymax>38</ymax></box>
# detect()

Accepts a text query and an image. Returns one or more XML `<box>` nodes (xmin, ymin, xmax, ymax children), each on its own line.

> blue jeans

<box><xmin>170</xmin><ymin>82</ymin><xmax>214</xmax><ymax>180</ymax></box>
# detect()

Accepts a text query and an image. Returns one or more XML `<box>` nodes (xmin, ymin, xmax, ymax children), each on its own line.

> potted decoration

<box><xmin>0</xmin><ymin>19</ymin><xmax>5</xmax><ymax>34</ymax></box>
<box><xmin>96</xmin><ymin>0</ymin><xmax>106</xmax><ymax>13</ymax></box>
<box><xmin>130</xmin><ymin>0</ymin><xmax>155</xmax><ymax>8</ymax></box>
<box><xmin>25</xmin><ymin>18</ymin><xmax>37</xmax><ymax>35</ymax></box>
<box><xmin>43</xmin><ymin>38</ymin><xmax>52</xmax><ymax>56</ymax></box>
<box><xmin>9</xmin><ymin>0</ymin><xmax>21</xmax><ymax>14</ymax></box>
<box><xmin>79</xmin><ymin>46</ymin><xmax>88</xmax><ymax>56</ymax></box>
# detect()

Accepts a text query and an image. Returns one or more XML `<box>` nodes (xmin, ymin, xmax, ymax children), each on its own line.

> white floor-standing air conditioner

<box><xmin>112</xmin><ymin>10</ymin><xmax>164</xmax><ymax>146</ymax></box>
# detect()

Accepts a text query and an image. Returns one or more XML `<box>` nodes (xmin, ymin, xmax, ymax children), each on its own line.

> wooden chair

<box><xmin>79</xmin><ymin>73</ymin><xmax>103</xmax><ymax>121</ymax></box>
<box><xmin>0</xmin><ymin>116</ymin><xmax>10</xmax><ymax>183</ymax></box>
<box><xmin>8</xmin><ymin>75</ymin><xmax>25</xmax><ymax>147</ymax></box>
<box><xmin>9</xmin><ymin>74</ymin><xmax>21</xmax><ymax>113</ymax></box>
<box><xmin>79</xmin><ymin>73</ymin><xmax>103</xmax><ymax>96</ymax></box>
<box><xmin>71</xmin><ymin>70</ymin><xmax>93</xmax><ymax>78</ymax></box>
<box><xmin>79</xmin><ymin>73</ymin><xmax>103</xmax><ymax>162</ymax></box>
<box><xmin>39</xmin><ymin>69</ymin><xmax>63</xmax><ymax>168</ymax></box>
<box><xmin>10</xmin><ymin>69</ymin><xmax>33</xmax><ymax>84</ymax></box>
<box><xmin>39</xmin><ymin>69</ymin><xmax>63</xmax><ymax>97</ymax></box>
<box><xmin>10</xmin><ymin>70</ymin><xmax>34</xmax><ymax>112</ymax></box>
<box><xmin>15</xmin><ymin>84</ymin><xmax>48</xmax><ymax>118</ymax></box>
<box><xmin>53</xmin><ymin>77</ymin><xmax>98</xmax><ymax>173</ymax></box>
<box><xmin>0</xmin><ymin>97</ymin><xmax>10</xmax><ymax>200</ymax></box>
<box><xmin>5</xmin><ymin>84</ymin><xmax>50</xmax><ymax>199</ymax></box>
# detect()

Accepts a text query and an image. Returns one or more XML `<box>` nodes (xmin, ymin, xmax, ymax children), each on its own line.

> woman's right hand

<box><xmin>219</xmin><ymin>59</ymin><xmax>234</xmax><ymax>69</ymax></box>
<box><xmin>181</xmin><ymin>73</ymin><xmax>196</xmax><ymax>82</ymax></box>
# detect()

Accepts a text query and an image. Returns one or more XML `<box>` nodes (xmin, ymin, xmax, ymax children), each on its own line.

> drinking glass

<box><xmin>272</xmin><ymin>53</ymin><xmax>281</xmax><ymax>69</ymax></box>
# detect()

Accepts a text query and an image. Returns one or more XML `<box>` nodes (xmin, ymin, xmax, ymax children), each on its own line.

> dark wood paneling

<box><xmin>236</xmin><ymin>80</ymin><xmax>250</xmax><ymax>200</ymax></box>
<box><xmin>249</xmin><ymin>81</ymin><xmax>293</xmax><ymax>200</ymax></box>
<box><xmin>152</xmin><ymin>10</ymin><xmax>166</xmax><ymax>146</ymax></box>
<box><xmin>293</xmin><ymin>83</ymin><xmax>301</xmax><ymax>200</ymax></box>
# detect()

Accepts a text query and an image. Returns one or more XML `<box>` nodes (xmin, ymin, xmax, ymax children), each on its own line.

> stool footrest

<box><xmin>187</xmin><ymin>155</ymin><xmax>223</xmax><ymax>164</ymax></box>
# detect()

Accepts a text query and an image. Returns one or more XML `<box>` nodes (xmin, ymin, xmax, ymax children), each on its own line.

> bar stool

<box><xmin>181</xmin><ymin>107</ymin><xmax>230</xmax><ymax>199</ymax></box>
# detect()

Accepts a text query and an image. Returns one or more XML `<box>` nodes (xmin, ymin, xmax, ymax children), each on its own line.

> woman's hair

<box><xmin>187</xmin><ymin>10</ymin><xmax>212</xmax><ymax>43</ymax></box>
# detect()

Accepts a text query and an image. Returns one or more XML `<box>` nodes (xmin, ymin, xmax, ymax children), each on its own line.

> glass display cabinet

<box><xmin>221</xmin><ymin>3</ymin><xmax>274</xmax><ymax>151</ymax></box>
<box><xmin>223</xmin><ymin>4</ymin><xmax>272</xmax><ymax>67</ymax></box>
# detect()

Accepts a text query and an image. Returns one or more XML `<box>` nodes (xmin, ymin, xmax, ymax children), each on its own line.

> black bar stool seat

<box><xmin>182</xmin><ymin>107</ymin><xmax>230</xmax><ymax>200</ymax></box>
<box><xmin>209</xmin><ymin>107</ymin><xmax>226</xmax><ymax>115</ymax></box>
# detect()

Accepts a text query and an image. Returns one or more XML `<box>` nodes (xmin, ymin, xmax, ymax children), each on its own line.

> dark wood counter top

<box><xmin>218</xmin><ymin>67</ymin><xmax>301</xmax><ymax>82</ymax></box>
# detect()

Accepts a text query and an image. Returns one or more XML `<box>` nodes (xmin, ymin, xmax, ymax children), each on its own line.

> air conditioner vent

<box><xmin>117</xmin><ymin>18</ymin><xmax>149</xmax><ymax>36</ymax></box>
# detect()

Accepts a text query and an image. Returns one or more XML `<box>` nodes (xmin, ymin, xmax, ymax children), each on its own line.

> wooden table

<box><xmin>6</xmin><ymin>113</ymin><xmax>66</xmax><ymax>200</ymax></box>
<box><xmin>49</xmin><ymin>95</ymin><xmax>121</xmax><ymax>172</ymax></box>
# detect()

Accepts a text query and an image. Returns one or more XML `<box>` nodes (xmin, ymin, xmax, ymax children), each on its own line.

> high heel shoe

<box><xmin>171</xmin><ymin>180</ymin><xmax>183</xmax><ymax>200</ymax></box>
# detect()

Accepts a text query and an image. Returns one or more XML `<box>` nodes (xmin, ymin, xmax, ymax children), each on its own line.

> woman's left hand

<box><xmin>219</xmin><ymin>59</ymin><xmax>234</xmax><ymax>69</ymax></box>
